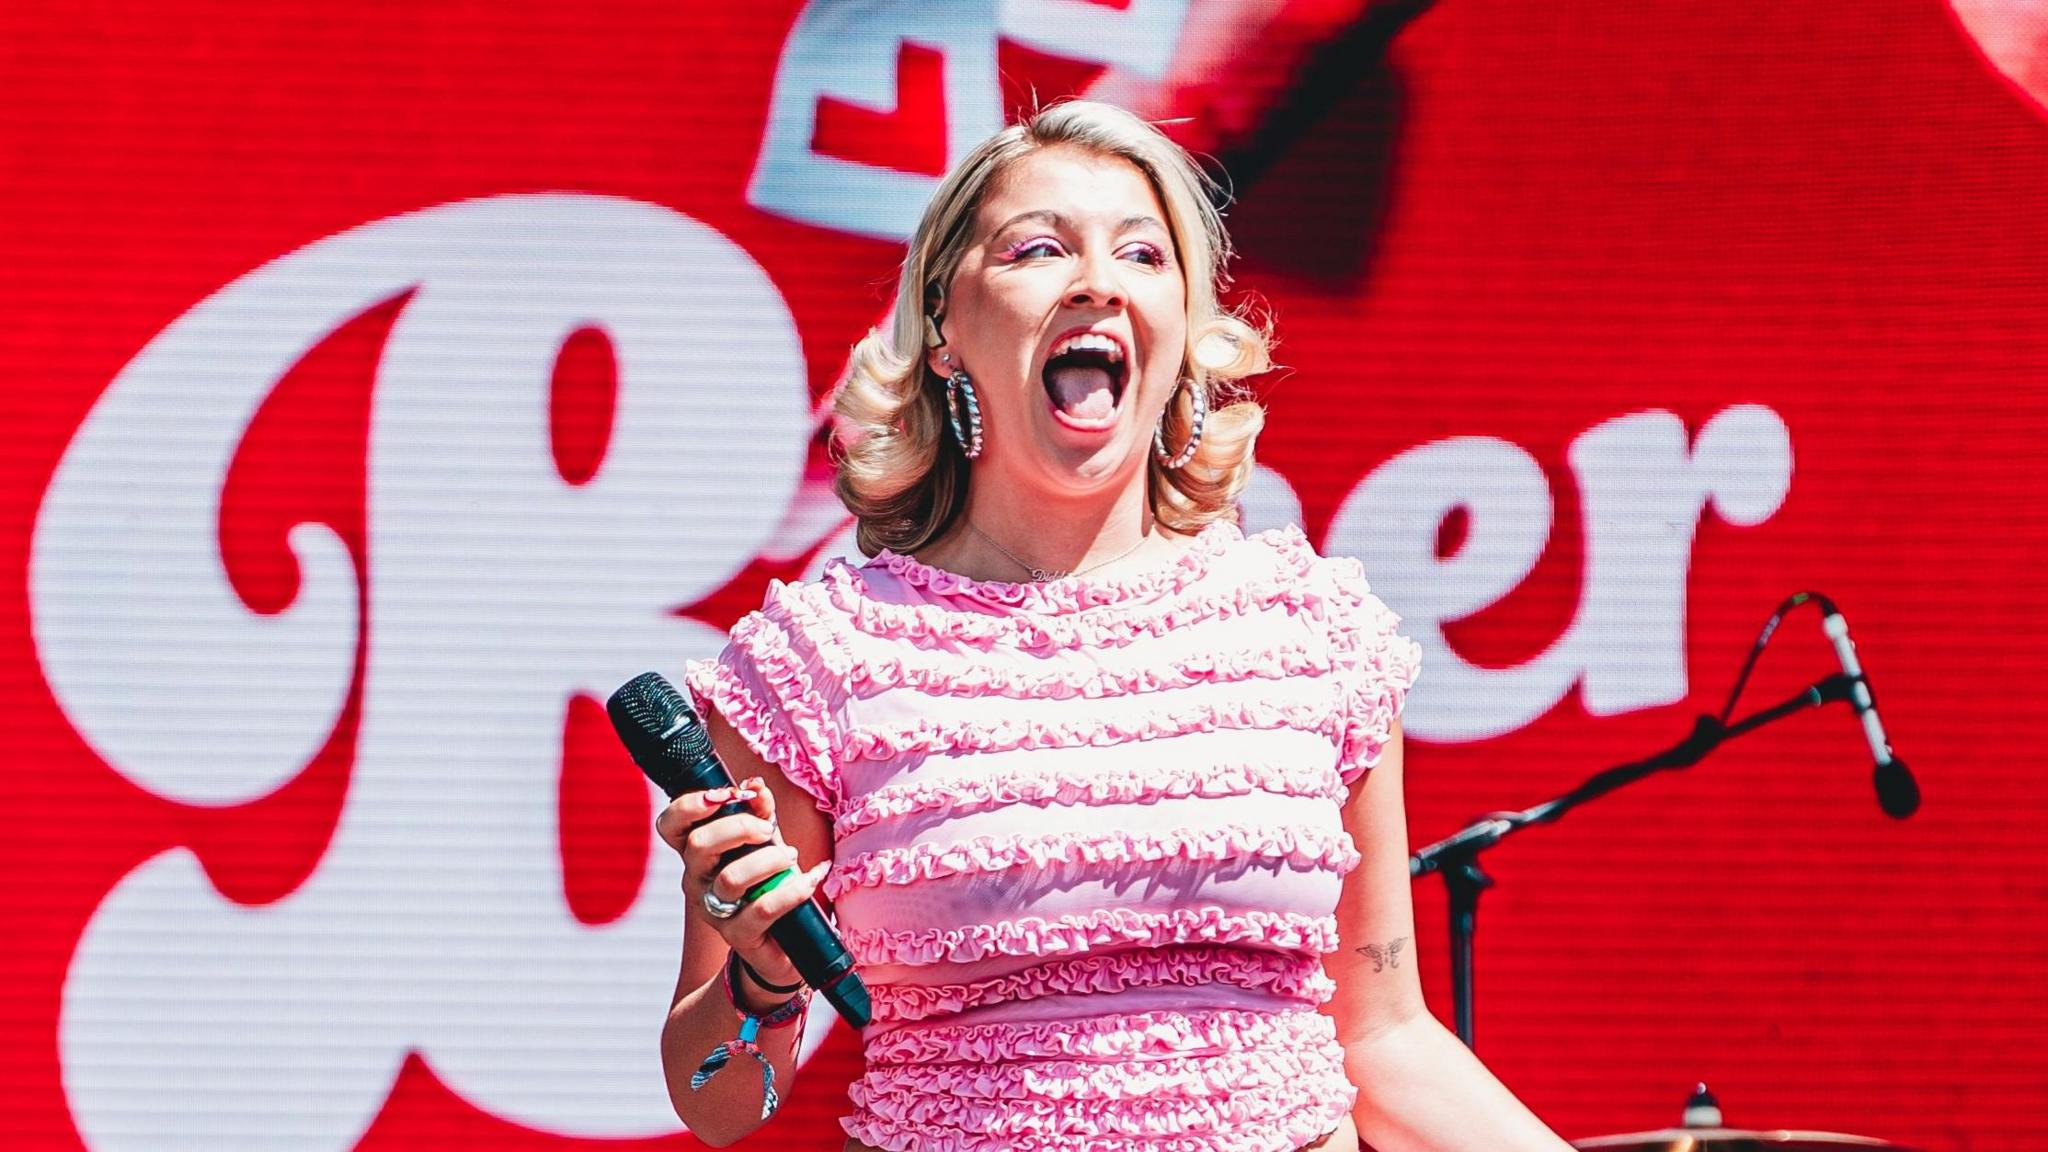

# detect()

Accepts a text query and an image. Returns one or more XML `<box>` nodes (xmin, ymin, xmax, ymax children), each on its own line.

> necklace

<box><xmin>965</xmin><ymin>521</ymin><xmax>1152</xmax><ymax>583</ymax></box>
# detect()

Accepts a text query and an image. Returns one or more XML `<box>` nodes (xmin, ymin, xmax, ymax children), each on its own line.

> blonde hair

<box><xmin>833</xmin><ymin>100</ymin><xmax>1272</xmax><ymax>558</ymax></box>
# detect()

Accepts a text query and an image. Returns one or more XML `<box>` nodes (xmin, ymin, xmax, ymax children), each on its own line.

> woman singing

<box><xmin>653</xmin><ymin>100</ymin><xmax>1576</xmax><ymax>1151</ymax></box>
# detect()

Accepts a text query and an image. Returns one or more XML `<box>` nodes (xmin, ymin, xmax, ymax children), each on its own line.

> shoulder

<box><xmin>680</xmin><ymin>574</ymin><xmax>857</xmax><ymax>811</ymax></box>
<box><xmin>723</xmin><ymin>556</ymin><xmax>892</xmax><ymax>662</ymax></box>
<box><xmin>1248</xmin><ymin>525</ymin><xmax>1420</xmax><ymax>707</ymax></box>
<box><xmin>1212</xmin><ymin>523</ymin><xmax>1389</xmax><ymax>622</ymax></box>
<box><xmin>1285</xmin><ymin>536</ymin><xmax>1422</xmax><ymax>779</ymax></box>
<box><xmin>1282</xmin><ymin>534</ymin><xmax>1402</xmax><ymax>641</ymax></box>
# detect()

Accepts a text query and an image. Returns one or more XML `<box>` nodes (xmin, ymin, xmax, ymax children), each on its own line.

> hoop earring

<box><xmin>1154</xmin><ymin>379</ymin><xmax>1207</xmax><ymax>470</ymax></box>
<box><xmin>945</xmin><ymin>368</ymin><xmax>984</xmax><ymax>459</ymax></box>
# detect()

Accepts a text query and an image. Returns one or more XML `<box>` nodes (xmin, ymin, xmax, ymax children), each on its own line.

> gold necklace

<box><xmin>965</xmin><ymin>521</ymin><xmax>1152</xmax><ymax>583</ymax></box>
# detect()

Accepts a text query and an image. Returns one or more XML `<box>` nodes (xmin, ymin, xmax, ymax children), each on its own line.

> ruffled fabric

<box><xmin>867</xmin><ymin>519</ymin><xmax>1249</xmax><ymax>613</ymax></box>
<box><xmin>682</xmin><ymin>600</ymin><xmax>843</xmax><ymax>812</ymax></box>
<box><xmin>836</xmin><ymin>636</ymin><xmax>1334</xmax><ymax>702</ymax></box>
<box><xmin>863</xmin><ymin>1005</ymin><xmax>1336</xmax><ymax>1065</ymax></box>
<box><xmin>685</xmin><ymin>523</ymin><xmax>1419</xmax><ymax>1149</ymax></box>
<box><xmin>846</xmin><ymin>1086</ymin><xmax>1349</xmax><ymax>1151</ymax></box>
<box><xmin>844</xmin><ymin>906</ymin><xmax>1340</xmax><ymax>967</ymax></box>
<box><xmin>821</xmin><ymin>526</ymin><xmax>1329</xmax><ymax>654</ymax></box>
<box><xmin>845</xmin><ymin>1101</ymin><xmax>1347</xmax><ymax>1152</ymax></box>
<box><xmin>868</xmin><ymin>947</ymin><xmax>1336</xmax><ymax>1023</ymax></box>
<box><xmin>851</xmin><ymin>1041</ymin><xmax>1334</xmax><ymax>1097</ymax></box>
<box><xmin>824</xmin><ymin>823</ymin><xmax>1358</xmax><ymax>899</ymax></box>
<box><xmin>845</xmin><ymin>1010</ymin><xmax>1354</xmax><ymax>1152</ymax></box>
<box><xmin>837</xmin><ymin>692</ymin><xmax>1341</xmax><ymax>762</ymax></box>
<box><xmin>1320</xmin><ymin>556</ymin><xmax>1424</xmax><ymax>784</ymax></box>
<box><xmin>834</xmin><ymin>759</ymin><xmax>1342</xmax><ymax>836</ymax></box>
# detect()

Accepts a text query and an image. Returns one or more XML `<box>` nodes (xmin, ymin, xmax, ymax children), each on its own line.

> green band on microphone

<box><xmin>745</xmin><ymin>869</ymin><xmax>794</xmax><ymax>903</ymax></box>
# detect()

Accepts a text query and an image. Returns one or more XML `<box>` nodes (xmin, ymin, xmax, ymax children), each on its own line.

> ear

<box><xmin>920</xmin><ymin>279</ymin><xmax>950</xmax><ymax>373</ymax></box>
<box><xmin>923</xmin><ymin>323</ymin><xmax>954</xmax><ymax>379</ymax></box>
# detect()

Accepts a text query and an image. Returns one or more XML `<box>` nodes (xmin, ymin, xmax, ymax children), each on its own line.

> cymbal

<box><xmin>1573</xmin><ymin>1130</ymin><xmax>1919</xmax><ymax>1151</ymax></box>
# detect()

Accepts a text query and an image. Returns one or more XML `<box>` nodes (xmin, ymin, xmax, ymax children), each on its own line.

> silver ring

<box><xmin>701</xmin><ymin>887</ymin><xmax>745</xmax><ymax>920</ymax></box>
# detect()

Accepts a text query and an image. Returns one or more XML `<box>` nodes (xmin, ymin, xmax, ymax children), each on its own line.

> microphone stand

<box><xmin>1410</xmin><ymin>671</ymin><xmax>1867</xmax><ymax>1048</ymax></box>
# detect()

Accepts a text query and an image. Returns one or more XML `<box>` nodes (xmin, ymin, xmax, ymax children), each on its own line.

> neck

<box><xmin>935</xmin><ymin>471</ymin><xmax>1163</xmax><ymax>583</ymax></box>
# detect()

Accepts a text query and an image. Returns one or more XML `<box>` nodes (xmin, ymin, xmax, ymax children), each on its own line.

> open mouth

<box><xmin>1040</xmin><ymin>332</ymin><xmax>1127</xmax><ymax>426</ymax></box>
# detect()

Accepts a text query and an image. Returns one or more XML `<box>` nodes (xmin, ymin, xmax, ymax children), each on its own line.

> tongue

<box><xmin>1046</xmin><ymin>365</ymin><xmax>1117</xmax><ymax>421</ymax></box>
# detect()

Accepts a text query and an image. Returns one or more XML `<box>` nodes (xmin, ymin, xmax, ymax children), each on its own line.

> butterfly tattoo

<box><xmin>1355</xmin><ymin>937</ymin><xmax>1407</xmax><ymax>972</ymax></box>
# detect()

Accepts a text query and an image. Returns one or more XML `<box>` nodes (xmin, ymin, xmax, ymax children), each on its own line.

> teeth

<box><xmin>1051</xmin><ymin>333</ymin><xmax>1123</xmax><ymax>361</ymax></box>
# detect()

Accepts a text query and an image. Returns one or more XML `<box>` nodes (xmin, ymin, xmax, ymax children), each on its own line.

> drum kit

<box><xmin>1570</xmin><ymin>1084</ymin><xmax>1922</xmax><ymax>1151</ymax></box>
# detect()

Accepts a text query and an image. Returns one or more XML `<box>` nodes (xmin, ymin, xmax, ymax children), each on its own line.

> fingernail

<box><xmin>704</xmin><ymin>787</ymin><xmax>733</xmax><ymax>804</ymax></box>
<box><xmin>809</xmin><ymin>861</ymin><xmax>830</xmax><ymax>879</ymax></box>
<box><xmin>733</xmin><ymin>788</ymin><xmax>758</xmax><ymax>801</ymax></box>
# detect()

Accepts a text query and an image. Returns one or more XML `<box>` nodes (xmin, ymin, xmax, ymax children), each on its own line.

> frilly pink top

<box><xmin>685</xmin><ymin>522</ymin><xmax>1421</xmax><ymax>1152</ymax></box>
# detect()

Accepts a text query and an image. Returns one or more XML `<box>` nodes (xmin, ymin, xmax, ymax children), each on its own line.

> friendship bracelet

<box><xmin>690</xmin><ymin>951</ymin><xmax>810</xmax><ymax>1120</ymax></box>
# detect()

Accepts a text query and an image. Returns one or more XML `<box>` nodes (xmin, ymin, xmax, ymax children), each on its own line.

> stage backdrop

<box><xmin>4</xmin><ymin>1</ymin><xmax>2045</xmax><ymax>1149</ymax></box>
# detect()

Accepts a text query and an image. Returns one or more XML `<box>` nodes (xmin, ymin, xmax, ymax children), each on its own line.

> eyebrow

<box><xmin>989</xmin><ymin>210</ymin><xmax>1170</xmax><ymax>238</ymax></box>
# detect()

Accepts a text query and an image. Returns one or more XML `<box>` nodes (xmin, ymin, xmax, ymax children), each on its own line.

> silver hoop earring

<box><xmin>1154</xmin><ymin>379</ymin><xmax>1207</xmax><ymax>470</ymax></box>
<box><xmin>945</xmin><ymin>369</ymin><xmax>984</xmax><ymax>459</ymax></box>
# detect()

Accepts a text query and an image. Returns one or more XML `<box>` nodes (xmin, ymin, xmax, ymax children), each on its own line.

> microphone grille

<box><xmin>1875</xmin><ymin>757</ymin><xmax>1921</xmax><ymax>820</ymax></box>
<box><xmin>606</xmin><ymin>672</ymin><xmax>713</xmax><ymax>775</ymax></box>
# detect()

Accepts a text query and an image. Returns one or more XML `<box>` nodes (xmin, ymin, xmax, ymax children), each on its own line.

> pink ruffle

<box><xmin>845</xmin><ymin>1101</ymin><xmax>1348</xmax><ymax>1152</ymax></box>
<box><xmin>821</xmin><ymin>527</ymin><xmax>1329</xmax><ymax>654</ymax></box>
<box><xmin>846</xmin><ymin>1010</ymin><xmax>1352</xmax><ymax>1151</ymax></box>
<box><xmin>837</xmin><ymin>692</ymin><xmax>1341</xmax><ymax>762</ymax></box>
<box><xmin>844</xmin><ymin>906</ymin><xmax>1340</xmax><ymax>967</ymax></box>
<box><xmin>846</xmin><ymin>1084</ymin><xmax>1350</xmax><ymax>1147</ymax></box>
<box><xmin>842</xmin><ymin>1101</ymin><xmax>1348</xmax><ymax>1152</ymax></box>
<box><xmin>824</xmin><ymin>823</ymin><xmax>1358</xmax><ymax>899</ymax></box>
<box><xmin>838</xmin><ymin>636</ymin><xmax>1334</xmax><ymax>701</ymax></box>
<box><xmin>851</xmin><ymin>1041</ymin><xmax>1336</xmax><ymax>1099</ymax></box>
<box><xmin>683</xmin><ymin>598</ymin><xmax>844</xmax><ymax>811</ymax></box>
<box><xmin>864</xmin><ymin>1004</ymin><xmax>1337</xmax><ymax>1065</ymax></box>
<box><xmin>1319</xmin><ymin>557</ymin><xmax>1423</xmax><ymax>783</ymax></box>
<box><xmin>868</xmin><ymin>947</ymin><xmax>1335</xmax><ymax>1023</ymax></box>
<box><xmin>834</xmin><ymin>759</ymin><xmax>1342</xmax><ymax>836</ymax></box>
<box><xmin>867</xmin><ymin>520</ymin><xmax>1253</xmax><ymax>612</ymax></box>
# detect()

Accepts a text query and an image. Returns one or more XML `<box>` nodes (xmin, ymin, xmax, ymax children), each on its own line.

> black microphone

<box><xmin>607</xmin><ymin>671</ymin><xmax>871</xmax><ymax>1028</ymax></box>
<box><xmin>1818</xmin><ymin>605</ymin><xmax>1920</xmax><ymax>819</ymax></box>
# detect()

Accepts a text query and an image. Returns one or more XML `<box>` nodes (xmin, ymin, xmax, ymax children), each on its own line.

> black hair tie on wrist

<box><xmin>735</xmin><ymin>952</ymin><xmax>804</xmax><ymax>996</ymax></box>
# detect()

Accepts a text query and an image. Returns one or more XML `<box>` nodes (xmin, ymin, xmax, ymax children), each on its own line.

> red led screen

<box><xmin>2</xmin><ymin>2</ymin><xmax>2044</xmax><ymax>1149</ymax></box>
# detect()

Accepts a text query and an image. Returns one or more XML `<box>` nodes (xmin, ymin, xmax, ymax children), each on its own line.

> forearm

<box><xmin>660</xmin><ymin>956</ymin><xmax>808</xmax><ymax>1147</ymax></box>
<box><xmin>1342</xmin><ymin>1013</ymin><xmax>1576</xmax><ymax>1152</ymax></box>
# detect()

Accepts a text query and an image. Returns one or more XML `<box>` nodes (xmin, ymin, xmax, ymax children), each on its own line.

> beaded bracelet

<box><xmin>691</xmin><ymin>951</ymin><xmax>810</xmax><ymax>1120</ymax></box>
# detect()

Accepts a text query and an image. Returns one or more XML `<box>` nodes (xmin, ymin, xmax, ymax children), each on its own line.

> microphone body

<box><xmin>608</xmin><ymin>672</ymin><xmax>872</xmax><ymax>1027</ymax></box>
<box><xmin>1819</xmin><ymin>609</ymin><xmax>1920</xmax><ymax>819</ymax></box>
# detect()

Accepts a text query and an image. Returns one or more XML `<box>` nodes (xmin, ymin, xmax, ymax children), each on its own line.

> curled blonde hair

<box><xmin>833</xmin><ymin>100</ymin><xmax>1272</xmax><ymax>557</ymax></box>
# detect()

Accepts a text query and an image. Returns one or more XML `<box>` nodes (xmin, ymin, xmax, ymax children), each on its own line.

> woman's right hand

<box><xmin>653</xmin><ymin>777</ymin><xmax>828</xmax><ymax>1004</ymax></box>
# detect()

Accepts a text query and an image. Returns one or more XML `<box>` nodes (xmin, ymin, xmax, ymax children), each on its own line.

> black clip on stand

<box><xmin>1409</xmin><ymin>670</ymin><xmax>1874</xmax><ymax>1049</ymax></box>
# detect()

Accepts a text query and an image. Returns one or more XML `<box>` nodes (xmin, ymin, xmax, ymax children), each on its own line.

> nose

<box><xmin>1066</xmin><ymin>250</ymin><xmax>1126</xmax><ymax>310</ymax></box>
